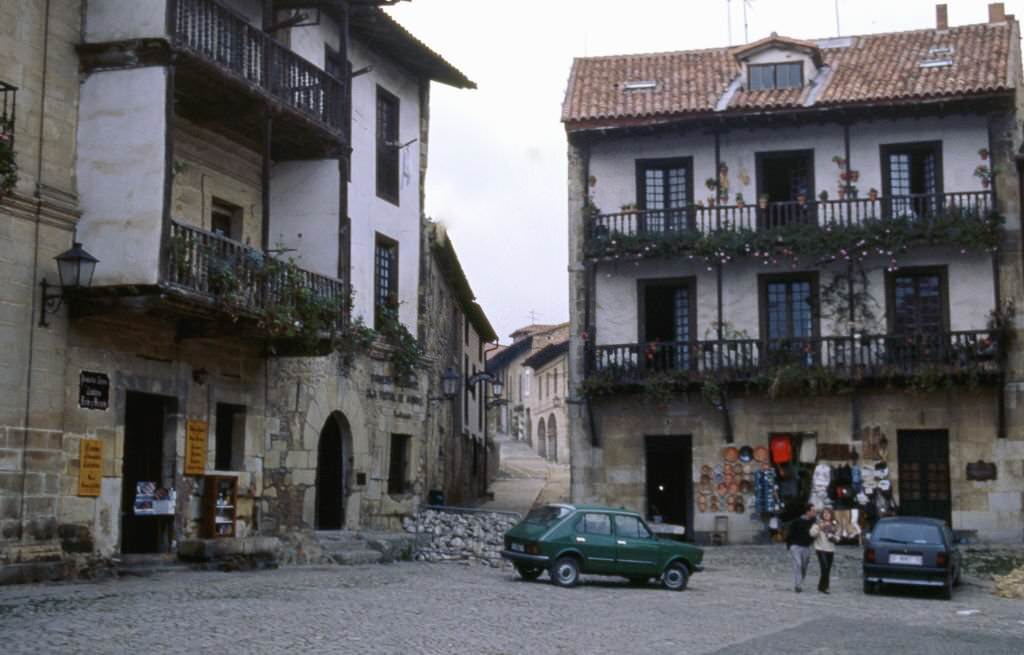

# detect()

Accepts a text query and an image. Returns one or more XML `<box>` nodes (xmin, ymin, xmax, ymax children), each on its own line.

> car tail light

<box><xmin>936</xmin><ymin>552</ymin><xmax>947</xmax><ymax>567</ymax></box>
<box><xmin>865</xmin><ymin>548</ymin><xmax>875</xmax><ymax>563</ymax></box>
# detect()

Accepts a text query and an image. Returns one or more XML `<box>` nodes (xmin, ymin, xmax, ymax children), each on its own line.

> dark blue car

<box><xmin>863</xmin><ymin>517</ymin><xmax>962</xmax><ymax>599</ymax></box>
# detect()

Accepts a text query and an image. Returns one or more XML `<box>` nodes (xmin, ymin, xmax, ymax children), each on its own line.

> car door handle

<box><xmin>617</xmin><ymin>540</ymin><xmax>627</xmax><ymax>545</ymax></box>
<box><xmin>576</xmin><ymin>537</ymin><xmax>586</xmax><ymax>543</ymax></box>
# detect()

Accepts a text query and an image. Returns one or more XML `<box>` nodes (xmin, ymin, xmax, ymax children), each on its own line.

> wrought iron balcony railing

<box><xmin>173</xmin><ymin>0</ymin><xmax>347</xmax><ymax>139</ymax></box>
<box><xmin>0</xmin><ymin>81</ymin><xmax>15</xmax><ymax>142</ymax></box>
<box><xmin>166</xmin><ymin>221</ymin><xmax>348</xmax><ymax>329</ymax></box>
<box><xmin>587</xmin><ymin>191</ymin><xmax>994</xmax><ymax>247</ymax></box>
<box><xmin>590</xmin><ymin>331</ymin><xmax>1001</xmax><ymax>385</ymax></box>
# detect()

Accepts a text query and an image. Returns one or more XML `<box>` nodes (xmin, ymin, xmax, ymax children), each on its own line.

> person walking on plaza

<box><xmin>786</xmin><ymin>504</ymin><xmax>816</xmax><ymax>592</ymax></box>
<box><xmin>810</xmin><ymin>507</ymin><xmax>838</xmax><ymax>594</ymax></box>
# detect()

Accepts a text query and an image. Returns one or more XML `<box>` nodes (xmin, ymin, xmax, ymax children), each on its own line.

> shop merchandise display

<box><xmin>694</xmin><ymin>435</ymin><xmax>897</xmax><ymax>542</ymax></box>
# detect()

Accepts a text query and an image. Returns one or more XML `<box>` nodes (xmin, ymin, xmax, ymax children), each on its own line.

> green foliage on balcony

<box><xmin>586</xmin><ymin>206</ymin><xmax>1003</xmax><ymax>266</ymax></box>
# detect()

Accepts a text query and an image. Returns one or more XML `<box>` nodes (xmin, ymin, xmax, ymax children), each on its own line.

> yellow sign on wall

<box><xmin>185</xmin><ymin>420</ymin><xmax>208</xmax><ymax>476</ymax></box>
<box><xmin>78</xmin><ymin>439</ymin><xmax>103</xmax><ymax>497</ymax></box>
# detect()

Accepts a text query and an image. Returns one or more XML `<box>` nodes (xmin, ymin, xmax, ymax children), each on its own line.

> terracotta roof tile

<box><xmin>562</xmin><ymin>21</ymin><xmax>1013</xmax><ymax>126</ymax></box>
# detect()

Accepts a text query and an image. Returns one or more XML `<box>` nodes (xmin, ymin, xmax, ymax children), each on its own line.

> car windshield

<box><xmin>874</xmin><ymin>522</ymin><xmax>944</xmax><ymax>545</ymax></box>
<box><xmin>524</xmin><ymin>506</ymin><xmax>572</xmax><ymax>526</ymax></box>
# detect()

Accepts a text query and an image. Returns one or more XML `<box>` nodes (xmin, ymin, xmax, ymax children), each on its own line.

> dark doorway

<box><xmin>756</xmin><ymin>149</ymin><xmax>815</xmax><ymax>228</ymax></box>
<box><xmin>121</xmin><ymin>392</ymin><xmax>174</xmax><ymax>554</ymax></box>
<box><xmin>645</xmin><ymin>435</ymin><xmax>693</xmax><ymax>539</ymax></box>
<box><xmin>640</xmin><ymin>278</ymin><xmax>696</xmax><ymax>372</ymax></box>
<box><xmin>897</xmin><ymin>430</ymin><xmax>952</xmax><ymax>526</ymax></box>
<box><xmin>315</xmin><ymin>413</ymin><xmax>350</xmax><ymax>530</ymax></box>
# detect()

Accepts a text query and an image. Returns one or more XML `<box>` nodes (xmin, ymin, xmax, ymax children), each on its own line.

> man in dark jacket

<box><xmin>786</xmin><ymin>504</ymin><xmax>816</xmax><ymax>592</ymax></box>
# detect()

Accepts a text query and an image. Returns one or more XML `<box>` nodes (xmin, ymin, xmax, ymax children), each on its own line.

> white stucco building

<box><xmin>565</xmin><ymin>4</ymin><xmax>1024</xmax><ymax>544</ymax></box>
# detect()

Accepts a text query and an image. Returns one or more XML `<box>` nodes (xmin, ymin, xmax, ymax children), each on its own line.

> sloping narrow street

<box><xmin>481</xmin><ymin>438</ymin><xmax>569</xmax><ymax>515</ymax></box>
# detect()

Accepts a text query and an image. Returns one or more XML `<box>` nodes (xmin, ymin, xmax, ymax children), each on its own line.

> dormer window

<box><xmin>748</xmin><ymin>62</ymin><xmax>803</xmax><ymax>90</ymax></box>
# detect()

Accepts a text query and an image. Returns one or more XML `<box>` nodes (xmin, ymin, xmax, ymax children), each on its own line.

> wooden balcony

<box><xmin>172</xmin><ymin>0</ymin><xmax>348</xmax><ymax>157</ymax></box>
<box><xmin>165</xmin><ymin>221</ymin><xmax>348</xmax><ymax>336</ymax></box>
<box><xmin>589</xmin><ymin>331</ymin><xmax>1002</xmax><ymax>389</ymax></box>
<box><xmin>585</xmin><ymin>191</ymin><xmax>996</xmax><ymax>259</ymax></box>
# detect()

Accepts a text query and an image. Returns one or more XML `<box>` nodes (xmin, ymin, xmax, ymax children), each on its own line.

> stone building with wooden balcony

<box><xmin>1</xmin><ymin>0</ymin><xmax>476</xmax><ymax>582</ymax></box>
<box><xmin>564</xmin><ymin>4</ymin><xmax>1024</xmax><ymax>544</ymax></box>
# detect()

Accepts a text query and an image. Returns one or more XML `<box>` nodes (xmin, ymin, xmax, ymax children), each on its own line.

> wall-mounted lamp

<box><xmin>432</xmin><ymin>366</ymin><xmax>461</xmax><ymax>402</ymax></box>
<box><xmin>39</xmin><ymin>242</ymin><xmax>99</xmax><ymax>327</ymax></box>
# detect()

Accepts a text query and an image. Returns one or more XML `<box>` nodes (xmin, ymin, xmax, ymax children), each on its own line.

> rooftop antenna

<box><xmin>742</xmin><ymin>0</ymin><xmax>753</xmax><ymax>43</ymax></box>
<box><xmin>835</xmin><ymin>0</ymin><xmax>841</xmax><ymax>36</ymax></box>
<box><xmin>528</xmin><ymin>310</ymin><xmax>541</xmax><ymax>325</ymax></box>
<box><xmin>727</xmin><ymin>0</ymin><xmax>733</xmax><ymax>45</ymax></box>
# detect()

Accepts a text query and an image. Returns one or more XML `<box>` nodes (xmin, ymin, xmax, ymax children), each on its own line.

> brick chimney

<box><xmin>989</xmin><ymin>2</ymin><xmax>1006</xmax><ymax>23</ymax></box>
<box><xmin>936</xmin><ymin>4</ymin><xmax>948</xmax><ymax>30</ymax></box>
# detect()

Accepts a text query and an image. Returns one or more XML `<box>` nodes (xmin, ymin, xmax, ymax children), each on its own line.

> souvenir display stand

<box><xmin>202</xmin><ymin>475</ymin><xmax>238</xmax><ymax>538</ymax></box>
<box><xmin>697</xmin><ymin>430</ymin><xmax>898</xmax><ymax>544</ymax></box>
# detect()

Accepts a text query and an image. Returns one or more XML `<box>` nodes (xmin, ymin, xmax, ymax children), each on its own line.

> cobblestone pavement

<box><xmin>1</xmin><ymin>546</ymin><xmax>1022</xmax><ymax>654</ymax></box>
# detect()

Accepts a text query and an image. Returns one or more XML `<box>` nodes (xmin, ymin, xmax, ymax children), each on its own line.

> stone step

<box><xmin>117</xmin><ymin>554</ymin><xmax>195</xmax><ymax>577</ymax></box>
<box><xmin>330</xmin><ymin>548</ymin><xmax>385</xmax><ymax>566</ymax></box>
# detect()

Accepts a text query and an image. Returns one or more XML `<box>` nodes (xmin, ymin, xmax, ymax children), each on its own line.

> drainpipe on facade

<box><xmin>21</xmin><ymin>0</ymin><xmax>53</xmax><ymax>542</ymax></box>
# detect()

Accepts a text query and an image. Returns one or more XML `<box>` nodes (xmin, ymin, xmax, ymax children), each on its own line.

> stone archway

<box><xmin>537</xmin><ymin>418</ymin><xmax>547</xmax><ymax>458</ymax></box>
<box><xmin>315</xmin><ymin>411</ymin><xmax>352</xmax><ymax>530</ymax></box>
<box><xmin>547</xmin><ymin>414</ymin><xmax>558</xmax><ymax>463</ymax></box>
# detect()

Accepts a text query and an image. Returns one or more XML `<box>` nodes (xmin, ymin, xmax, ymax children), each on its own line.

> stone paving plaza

<box><xmin>1</xmin><ymin>546</ymin><xmax>1022</xmax><ymax>654</ymax></box>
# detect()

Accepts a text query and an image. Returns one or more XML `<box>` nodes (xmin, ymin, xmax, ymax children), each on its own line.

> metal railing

<box><xmin>591</xmin><ymin>330</ymin><xmax>1001</xmax><ymax>382</ymax></box>
<box><xmin>166</xmin><ymin>221</ymin><xmax>348</xmax><ymax>326</ymax></box>
<box><xmin>0</xmin><ymin>81</ymin><xmax>15</xmax><ymax>144</ymax></box>
<box><xmin>173</xmin><ymin>0</ymin><xmax>347</xmax><ymax>138</ymax></box>
<box><xmin>588</xmin><ymin>191</ymin><xmax>994</xmax><ymax>242</ymax></box>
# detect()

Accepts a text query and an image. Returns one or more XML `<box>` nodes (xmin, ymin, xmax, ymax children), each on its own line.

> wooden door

<box><xmin>897</xmin><ymin>430</ymin><xmax>952</xmax><ymax>526</ymax></box>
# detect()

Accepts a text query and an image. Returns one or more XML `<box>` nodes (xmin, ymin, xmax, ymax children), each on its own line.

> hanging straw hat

<box><xmin>723</xmin><ymin>446</ymin><xmax>740</xmax><ymax>463</ymax></box>
<box><xmin>753</xmin><ymin>446</ymin><xmax>770</xmax><ymax>463</ymax></box>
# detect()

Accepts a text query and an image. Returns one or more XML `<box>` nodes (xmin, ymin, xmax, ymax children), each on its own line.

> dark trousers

<box><xmin>816</xmin><ymin>550</ymin><xmax>834</xmax><ymax>591</ymax></box>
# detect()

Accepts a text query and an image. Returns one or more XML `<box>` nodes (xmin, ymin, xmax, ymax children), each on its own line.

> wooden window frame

<box><xmin>879</xmin><ymin>140</ymin><xmax>944</xmax><ymax>199</ymax></box>
<box><xmin>635</xmin><ymin>157</ymin><xmax>694</xmax><ymax>209</ymax></box>
<box><xmin>748</xmin><ymin>62</ymin><xmax>804</xmax><ymax>90</ymax></box>
<box><xmin>375</xmin><ymin>85</ymin><xmax>400</xmax><ymax>205</ymax></box>
<box><xmin>373</xmin><ymin>233</ymin><xmax>399</xmax><ymax>329</ymax></box>
<box><xmin>884</xmin><ymin>265</ymin><xmax>950</xmax><ymax>334</ymax></box>
<box><xmin>754</xmin><ymin>149</ymin><xmax>816</xmax><ymax>203</ymax></box>
<box><xmin>758</xmin><ymin>272</ymin><xmax>820</xmax><ymax>341</ymax></box>
<box><xmin>636</xmin><ymin>277</ymin><xmax>698</xmax><ymax>346</ymax></box>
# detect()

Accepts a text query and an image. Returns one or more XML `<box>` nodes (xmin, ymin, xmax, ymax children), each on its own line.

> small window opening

<box><xmin>388</xmin><ymin>434</ymin><xmax>411</xmax><ymax>495</ymax></box>
<box><xmin>214</xmin><ymin>403</ymin><xmax>246</xmax><ymax>471</ymax></box>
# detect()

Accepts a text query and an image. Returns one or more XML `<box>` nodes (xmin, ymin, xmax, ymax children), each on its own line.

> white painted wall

<box><xmin>289</xmin><ymin>13</ymin><xmax>342</xmax><ymax>69</ymax></box>
<box><xmin>269</xmin><ymin>160</ymin><xmax>341</xmax><ymax>279</ymax></box>
<box><xmin>84</xmin><ymin>0</ymin><xmax>168</xmax><ymax>43</ymax></box>
<box><xmin>76</xmin><ymin>67</ymin><xmax>167</xmax><ymax>287</ymax></box>
<box><xmin>589</xmin><ymin>115</ymin><xmax>990</xmax><ymax>212</ymax></box>
<box><xmin>347</xmin><ymin>40</ymin><xmax>423</xmax><ymax>332</ymax></box>
<box><xmin>594</xmin><ymin>249</ymin><xmax>995</xmax><ymax>346</ymax></box>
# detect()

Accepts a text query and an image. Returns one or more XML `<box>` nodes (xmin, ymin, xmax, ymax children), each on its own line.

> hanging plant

<box><xmin>974</xmin><ymin>165</ymin><xmax>994</xmax><ymax>188</ymax></box>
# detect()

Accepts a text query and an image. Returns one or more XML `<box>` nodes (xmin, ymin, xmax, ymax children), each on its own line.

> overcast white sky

<box><xmin>384</xmin><ymin>0</ymin><xmax>1023</xmax><ymax>341</ymax></box>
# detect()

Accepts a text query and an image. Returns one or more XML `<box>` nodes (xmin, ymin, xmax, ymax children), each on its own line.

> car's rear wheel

<box><xmin>953</xmin><ymin>565</ymin><xmax>962</xmax><ymax>587</ymax></box>
<box><xmin>514</xmin><ymin>564</ymin><xmax>543</xmax><ymax>581</ymax></box>
<box><xmin>941</xmin><ymin>577</ymin><xmax>953</xmax><ymax>600</ymax></box>
<box><xmin>550</xmin><ymin>556</ymin><xmax>580</xmax><ymax>588</ymax></box>
<box><xmin>662</xmin><ymin>562</ymin><xmax>689</xmax><ymax>591</ymax></box>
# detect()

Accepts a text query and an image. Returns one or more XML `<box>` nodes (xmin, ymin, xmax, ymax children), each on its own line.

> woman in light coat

<box><xmin>810</xmin><ymin>507</ymin><xmax>838</xmax><ymax>593</ymax></box>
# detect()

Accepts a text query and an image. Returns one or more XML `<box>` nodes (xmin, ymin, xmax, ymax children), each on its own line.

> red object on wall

<box><xmin>770</xmin><ymin>434</ymin><xmax>793</xmax><ymax>464</ymax></box>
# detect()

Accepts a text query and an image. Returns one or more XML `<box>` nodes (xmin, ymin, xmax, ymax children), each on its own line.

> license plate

<box><xmin>889</xmin><ymin>554</ymin><xmax>923</xmax><ymax>566</ymax></box>
<box><xmin>510</xmin><ymin>543</ymin><xmax>524</xmax><ymax>553</ymax></box>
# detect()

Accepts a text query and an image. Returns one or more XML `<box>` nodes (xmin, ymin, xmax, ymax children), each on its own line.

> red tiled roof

<box><xmin>562</xmin><ymin>21</ymin><xmax>1014</xmax><ymax>127</ymax></box>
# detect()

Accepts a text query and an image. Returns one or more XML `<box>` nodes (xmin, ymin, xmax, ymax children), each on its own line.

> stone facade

<box><xmin>0</xmin><ymin>0</ymin><xmax>482</xmax><ymax>580</ymax></box>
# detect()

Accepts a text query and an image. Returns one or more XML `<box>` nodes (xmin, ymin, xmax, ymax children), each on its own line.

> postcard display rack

<box><xmin>202</xmin><ymin>475</ymin><xmax>238</xmax><ymax>538</ymax></box>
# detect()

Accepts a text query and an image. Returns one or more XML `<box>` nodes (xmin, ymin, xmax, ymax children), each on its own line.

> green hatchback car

<box><xmin>501</xmin><ymin>504</ymin><xmax>704</xmax><ymax>590</ymax></box>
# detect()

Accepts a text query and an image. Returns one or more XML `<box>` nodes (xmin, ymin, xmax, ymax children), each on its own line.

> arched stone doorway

<box><xmin>315</xmin><ymin>412</ymin><xmax>352</xmax><ymax>530</ymax></box>
<box><xmin>537</xmin><ymin>419</ymin><xmax>547</xmax><ymax>458</ymax></box>
<box><xmin>547</xmin><ymin>415</ymin><xmax>557</xmax><ymax>463</ymax></box>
